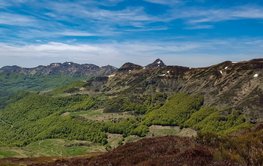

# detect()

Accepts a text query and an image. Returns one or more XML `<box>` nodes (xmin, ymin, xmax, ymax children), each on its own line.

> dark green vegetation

<box><xmin>0</xmin><ymin>89</ymin><xmax>252</xmax><ymax>148</ymax></box>
<box><xmin>104</xmin><ymin>93</ymin><xmax>167</xmax><ymax>114</ymax></box>
<box><xmin>0</xmin><ymin>62</ymin><xmax>116</xmax><ymax>108</ymax></box>
<box><xmin>0</xmin><ymin>93</ymin><xmax>107</xmax><ymax>147</ymax></box>
<box><xmin>0</xmin><ymin>72</ymin><xmax>84</xmax><ymax>108</ymax></box>
<box><xmin>144</xmin><ymin>93</ymin><xmax>251</xmax><ymax>134</ymax></box>
<box><xmin>0</xmin><ymin>59</ymin><xmax>261</xmax><ymax>162</ymax></box>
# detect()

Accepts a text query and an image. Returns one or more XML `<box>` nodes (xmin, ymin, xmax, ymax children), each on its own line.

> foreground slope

<box><xmin>2</xmin><ymin>124</ymin><xmax>260</xmax><ymax>166</ymax></box>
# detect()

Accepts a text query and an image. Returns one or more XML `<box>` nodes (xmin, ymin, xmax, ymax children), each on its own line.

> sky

<box><xmin>0</xmin><ymin>0</ymin><xmax>263</xmax><ymax>67</ymax></box>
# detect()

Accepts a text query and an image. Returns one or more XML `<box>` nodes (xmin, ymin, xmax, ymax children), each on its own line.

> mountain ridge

<box><xmin>0</xmin><ymin>62</ymin><xmax>117</xmax><ymax>77</ymax></box>
<box><xmin>0</xmin><ymin>58</ymin><xmax>262</xmax><ymax>120</ymax></box>
<box><xmin>78</xmin><ymin>58</ymin><xmax>263</xmax><ymax>122</ymax></box>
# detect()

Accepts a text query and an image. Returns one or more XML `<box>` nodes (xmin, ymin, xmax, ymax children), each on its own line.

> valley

<box><xmin>0</xmin><ymin>59</ymin><xmax>262</xmax><ymax>165</ymax></box>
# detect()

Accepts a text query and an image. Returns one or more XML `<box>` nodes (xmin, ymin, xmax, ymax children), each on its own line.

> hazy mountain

<box><xmin>0</xmin><ymin>62</ymin><xmax>117</xmax><ymax>77</ymax></box>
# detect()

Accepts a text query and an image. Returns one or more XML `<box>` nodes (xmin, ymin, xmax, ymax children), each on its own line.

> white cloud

<box><xmin>56</xmin><ymin>31</ymin><xmax>99</xmax><ymax>37</ymax></box>
<box><xmin>178</xmin><ymin>6</ymin><xmax>263</xmax><ymax>25</ymax></box>
<box><xmin>0</xmin><ymin>39</ymin><xmax>262</xmax><ymax>67</ymax></box>
<box><xmin>144</xmin><ymin>0</ymin><xmax>181</xmax><ymax>5</ymax></box>
<box><xmin>47</xmin><ymin>2</ymin><xmax>156</xmax><ymax>24</ymax></box>
<box><xmin>185</xmin><ymin>24</ymin><xmax>213</xmax><ymax>30</ymax></box>
<box><xmin>0</xmin><ymin>13</ymin><xmax>37</xmax><ymax>26</ymax></box>
<box><xmin>1</xmin><ymin>1</ymin><xmax>263</xmax><ymax>35</ymax></box>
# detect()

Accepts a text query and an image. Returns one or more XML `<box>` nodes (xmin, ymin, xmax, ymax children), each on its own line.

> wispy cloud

<box><xmin>144</xmin><ymin>0</ymin><xmax>181</xmax><ymax>5</ymax></box>
<box><xmin>185</xmin><ymin>24</ymin><xmax>213</xmax><ymax>30</ymax></box>
<box><xmin>176</xmin><ymin>6</ymin><xmax>263</xmax><ymax>25</ymax></box>
<box><xmin>1</xmin><ymin>0</ymin><xmax>263</xmax><ymax>39</ymax></box>
<box><xmin>0</xmin><ymin>13</ymin><xmax>37</xmax><ymax>26</ymax></box>
<box><xmin>0</xmin><ymin>0</ymin><xmax>263</xmax><ymax>68</ymax></box>
<box><xmin>46</xmin><ymin>2</ymin><xmax>156</xmax><ymax>25</ymax></box>
<box><xmin>0</xmin><ymin>38</ymin><xmax>262</xmax><ymax>67</ymax></box>
<box><xmin>57</xmin><ymin>31</ymin><xmax>100</xmax><ymax>37</ymax></box>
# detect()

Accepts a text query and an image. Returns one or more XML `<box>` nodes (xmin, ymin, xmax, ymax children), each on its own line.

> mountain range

<box><xmin>0</xmin><ymin>58</ymin><xmax>262</xmax><ymax>165</ymax></box>
<box><xmin>82</xmin><ymin>58</ymin><xmax>263</xmax><ymax>123</ymax></box>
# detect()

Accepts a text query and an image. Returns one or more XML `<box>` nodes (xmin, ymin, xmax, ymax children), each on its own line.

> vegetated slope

<box><xmin>0</xmin><ymin>90</ymin><xmax>249</xmax><ymax>149</ymax></box>
<box><xmin>0</xmin><ymin>93</ymin><xmax>108</xmax><ymax>147</ymax></box>
<box><xmin>36</xmin><ymin>136</ymin><xmax>221</xmax><ymax>166</ymax></box>
<box><xmin>0</xmin><ymin>62</ymin><xmax>116</xmax><ymax>108</ymax></box>
<box><xmin>0</xmin><ymin>124</ymin><xmax>262</xmax><ymax>166</ymax></box>
<box><xmin>82</xmin><ymin>58</ymin><xmax>263</xmax><ymax>123</ymax></box>
<box><xmin>0</xmin><ymin>59</ymin><xmax>261</xmax><ymax>163</ymax></box>
<box><xmin>30</xmin><ymin>124</ymin><xmax>263</xmax><ymax>166</ymax></box>
<box><xmin>143</xmin><ymin>93</ymin><xmax>251</xmax><ymax>135</ymax></box>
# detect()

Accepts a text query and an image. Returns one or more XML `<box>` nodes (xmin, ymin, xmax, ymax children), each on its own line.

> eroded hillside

<box><xmin>81</xmin><ymin>59</ymin><xmax>263</xmax><ymax>122</ymax></box>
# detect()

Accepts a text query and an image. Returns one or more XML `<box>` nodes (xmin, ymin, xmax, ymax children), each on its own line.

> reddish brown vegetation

<box><xmin>1</xmin><ymin>124</ymin><xmax>262</xmax><ymax>166</ymax></box>
<box><xmin>30</xmin><ymin>136</ymin><xmax>235</xmax><ymax>166</ymax></box>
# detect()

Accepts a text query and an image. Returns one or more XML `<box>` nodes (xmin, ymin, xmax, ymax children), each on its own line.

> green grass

<box><xmin>0</xmin><ymin>139</ymin><xmax>106</xmax><ymax>158</ymax></box>
<box><xmin>24</xmin><ymin>139</ymin><xmax>105</xmax><ymax>157</ymax></box>
<box><xmin>148</xmin><ymin>125</ymin><xmax>181</xmax><ymax>137</ymax></box>
<box><xmin>147</xmin><ymin>125</ymin><xmax>197</xmax><ymax>137</ymax></box>
<box><xmin>0</xmin><ymin>149</ymin><xmax>21</xmax><ymax>158</ymax></box>
<box><xmin>70</xmin><ymin>109</ymin><xmax>103</xmax><ymax>117</ymax></box>
<box><xmin>124</xmin><ymin>135</ymin><xmax>141</xmax><ymax>144</ymax></box>
<box><xmin>106</xmin><ymin>134</ymin><xmax>124</xmax><ymax>149</ymax></box>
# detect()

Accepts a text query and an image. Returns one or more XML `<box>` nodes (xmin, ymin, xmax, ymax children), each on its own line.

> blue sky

<box><xmin>0</xmin><ymin>0</ymin><xmax>263</xmax><ymax>67</ymax></box>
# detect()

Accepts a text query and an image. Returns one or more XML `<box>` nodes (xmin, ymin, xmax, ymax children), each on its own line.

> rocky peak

<box><xmin>118</xmin><ymin>62</ymin><xmax>143</xmax><ymax>72</ymax></box>
<box><xmin>100</xmin><ymin>65</ymin><xmax>118</xmax><ymax>75</ymax></box>
<box><xmin>146</xmin><ymin>58</ymin><xmax>166</xmax><ymax>68</ymax></box>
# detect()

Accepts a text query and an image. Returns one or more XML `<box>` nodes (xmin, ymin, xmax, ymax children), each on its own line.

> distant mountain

<box><xmin>146</xmin><ymin>58</ymin><xmax>166</xmax><ymax>68</ymax></box>
<box><xmin>0</xmin><ymin>62</ymin><xmax>117</xmax><ymax>77</ymax></box>
<box><xmin>0</xmin><ymin>62</ymin><xmax>117</xmax><ymax>108</ymax></box>
<box><xmin>118</xmin><ymin>62</ymin><xmax>143</xmax><ymax>72</ymax></box>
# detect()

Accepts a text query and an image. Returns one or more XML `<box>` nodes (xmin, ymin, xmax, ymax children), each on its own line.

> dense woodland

<box><xmin>0</xmin><ymin>81</ymin><xmax>252</xmax><ymax>147</ymax></box>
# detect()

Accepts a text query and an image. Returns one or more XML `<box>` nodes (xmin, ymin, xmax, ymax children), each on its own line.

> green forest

<box><xmin>0</xmin><ymin>83</ymin><xmax>252</xmax><ymax>149</ymax></box>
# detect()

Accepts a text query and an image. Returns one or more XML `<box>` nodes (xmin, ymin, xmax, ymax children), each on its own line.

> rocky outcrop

<box><xmin>118</xmin><ymin>62</ymin><xmax>143</xmax><ymax>72</ymax></box>
<box><xmin>146</xmin><ymin>58</ymin><xmax>166</xmax><ymax>68</ymax></box>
